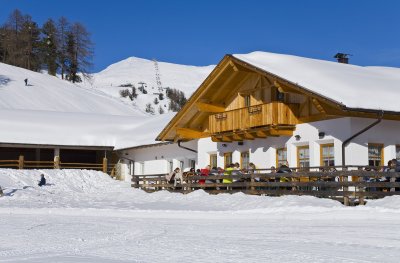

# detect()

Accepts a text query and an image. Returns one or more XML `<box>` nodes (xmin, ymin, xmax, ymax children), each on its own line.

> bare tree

<box><xmin>69</xmin><ymin>22</ymin><xmax>93</xmax><ymax>81</ymax></box>
<box><xmin>56</xmin><ymin>17</ymin><xmax>69</xmax><ymax>79</ymax></box>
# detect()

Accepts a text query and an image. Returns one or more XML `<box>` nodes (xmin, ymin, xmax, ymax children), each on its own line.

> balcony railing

<box><xmin>209</xmin><ymin>102</ymin><xmax>299</xmax><ymax>134</ymax></box>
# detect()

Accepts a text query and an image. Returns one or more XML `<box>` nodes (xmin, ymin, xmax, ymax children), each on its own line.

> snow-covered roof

<box><xmin>0</xmin><ymin>109</ymin><xmax>175</xmax><ymax>150</ymax></box>
<box><xmin>233</xmin><ymin>52</ymin><xmax>400</xmax><ymax>112</ymax></box>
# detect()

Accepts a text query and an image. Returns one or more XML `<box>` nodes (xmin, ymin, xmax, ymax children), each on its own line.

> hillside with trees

<box><xmin>0</xmin><ymin>9</ymin><xmax>93</xmax><ymax>83</ymax></box>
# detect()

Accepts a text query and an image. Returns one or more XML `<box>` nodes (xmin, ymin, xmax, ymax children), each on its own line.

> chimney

<box><xmin>334</xmin><ymin>53</ymin><xmax>350</xmax><ymax>64</ymax></box>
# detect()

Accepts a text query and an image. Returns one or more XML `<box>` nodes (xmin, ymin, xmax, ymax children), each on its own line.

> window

<box><xmin>368</xmin><ymin>144</ymin><xmax>383</xmax><ymax>167</ymax></box>
<box><xmin>168</xmin><ymin>161</ymin><xmax>173</xmax><ymax>173</ymax></box>
<box><xmin>396</xmin><ymin>145</ymin><xmax>400</xmax><ymax>161</ymax></box>
<box><xmin>276</xmin><ymin>148</ymin><xmax>287</xmax><ymax>167</ymax></box>
<box><xmin>180</xmin><ymin>161</ymin><xmax>184</xmax><ymax>170</ymax></box>
<box><xmin>244</xmin><ymin>95</ymin><xmax>251</xmax><ymax>107</ymax></box>
<box><xmin>276</xmin><ymin>91</ymin><xmax>285</xmax><ymax>102</ymax></box>
<box><xmin>189</xmin><ymin>159</ymin><xmax>196</xmax><ymax>169</ymax></box>
<box><xmin>224</xmin><ymin>152</ymin><xmax>232</xmax><ymax>168</ymax></box>
<box><xmin>137</xmin><ymin>162</ymin><xmax>144</xmax><ymax>175</ymax></box>
<box><xmin>129</xmin><ymin>161</ymin><xmax>134</xmax><ymax>175</ymax></box>
<box><xmin>241</xmin><ymin>151</ymin><xmax>250</xmax><ymax>169</ymax></box>
<box><xmin>320</xmin><ymin>144</ymin><xmax>335</xmax><ymax>167</ymax></box>
<box><xmin>210</xmin><ymin>154</ymin><xmax>217</xmax><ymax>168</ymax></box>
<box><xmin>297</xmin><ymin>146</ymin><xmax>310</xmax><ymax>169</ymax></box>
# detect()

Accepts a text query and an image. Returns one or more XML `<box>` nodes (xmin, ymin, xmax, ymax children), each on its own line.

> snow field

<box><xmin>0</xmin><ymin>169</ymin><xmax>400</xmax><ymax>262</ymax></box>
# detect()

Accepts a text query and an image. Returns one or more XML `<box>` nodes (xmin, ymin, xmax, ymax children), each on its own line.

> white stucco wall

<box><xmin>197</xmin><ymin>117</ymin><xmax>400</xmax><ymax>170</ymax></box>
<box><xmin>119</xmin><ymin>117</ymin><xmax>400</xmax><ymax>182</ymax></box>
<box><xmin>118</xmin><ymin>141</ymin><xmax>197</xmax><ymax>182</ymax></box>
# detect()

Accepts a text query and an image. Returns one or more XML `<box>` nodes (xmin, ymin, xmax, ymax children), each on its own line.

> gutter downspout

<box><xmin>178</xmin><ymin>140</ymin><xmax>198</xmax><ymax>153</ymax></box>
<box><xmin>341</xmin><ymin>111</ymin><xmax>384</xmax><ymax>167</ymax></box>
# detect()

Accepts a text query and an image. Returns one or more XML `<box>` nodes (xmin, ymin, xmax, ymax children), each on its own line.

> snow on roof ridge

<box><xmin>232</xmin><ymin>51</ymin><xmax>400</xmax><ymax>112</ymax></box>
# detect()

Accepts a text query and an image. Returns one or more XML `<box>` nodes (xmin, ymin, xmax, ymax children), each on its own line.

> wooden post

<box><xmin>18</xmin><ymin>155</ymin><xmax>24</xmax><ymax>170</ymax></box>
<box><xmin>131</xmin><ymin>175</ymin><xmax>139</xmax><ymax>188</ymax></box>
<box><xmin>102</xmin><ymin>157</ymin><xmax>108</xmax><ymax>174</ymax></box>
<box><xmin>358</xmin><ymin>176</ymin><xmax>365</xmax><ymax>205</ymax></box>
<box><xmin>187</xmin><ymin>175</ymin><xmax>192</xmax><ymax>193</ymax></box>
<box><xmin>390</xmin><ymin>176</ymin><xmax>396</xmax><ymax>192</ymax></box>
<box><xmin>342</xmin><ymin>170</ymin><xmax>350</xmax><ymax>206</ymax></box>
<box><xmin>54</xmin><ymin>155</ymin><xmax>60</xmax><ymax>169</ymax></box>
<box><xmin>250</xmin><ymin>173</ymin><xmax>255</xmax><ymax>192</ymax></box>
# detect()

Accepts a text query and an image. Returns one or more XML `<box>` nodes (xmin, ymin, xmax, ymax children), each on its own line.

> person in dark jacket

<box><xmin>38</xmin><ymin>174</ymin><xmax>46</xmax><ymax>187</ymax></box>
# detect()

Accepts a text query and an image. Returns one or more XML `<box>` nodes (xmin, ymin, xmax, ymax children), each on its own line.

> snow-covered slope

<box><xmin>81</xmin><ymin>57</ymin><xmax>214</xmax><ymax>115</ymax></box>
<box><xmin>91</xmin><ymin>56</ymin><xmax>214</xmax><ymax>96</ymax></box>
<box><xmin>0</xmin><ymin>62</ymin><xmax>177</xmax><ymax>149</ymax></box>
<box><xmin>0</xmin><ymin>62</ymin><xmax>141</xmax><ymax>115</ymax></box>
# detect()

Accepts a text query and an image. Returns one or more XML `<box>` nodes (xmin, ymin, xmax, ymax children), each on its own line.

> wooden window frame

<box><xmin>224</xmin><ymin>152</ymin><xmax>232</xmax><ymax>169</ymax></box>
<box><xmin>297</xmin><ymin>145</ymin><xmax>310</xmax><ymax>168</ymax></box>
<box><xmin>240</xmin><ymin>151</ymin><xmax>250</xmax><ymax>169</ymax></box>
<box><xmin>368</xmin><ymin>143</ymin><xmax>384</xmax><ymax>167</ymax></box>
<box><xmin>244</xmin><ymin>95</ymin><xmax>251</xmax><ymax>107</ymax></box>
<box><xmin>209</xmin><ymin>153</ymin><xmax>217</xmax><ymax>168</ymax></box>
<box><xmin>276</xmin><ymin>148</ymin><xmax>287</xmax><ymax>167</ymax></box>
<box><xmin>320</xmin><ymin>143</ymin><xmax>335</xmax><ymax>167</ymax></box>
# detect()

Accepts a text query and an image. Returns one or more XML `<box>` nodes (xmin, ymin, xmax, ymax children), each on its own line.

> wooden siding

<box><xmin>209</xmin><ymin>102</ymin><xmax>299</xmax><ymax>134</ymax></box>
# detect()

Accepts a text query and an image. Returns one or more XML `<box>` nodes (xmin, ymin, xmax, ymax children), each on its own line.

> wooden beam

<box><xmin>195</xmin><ymin>102</ymin><xmax>225</xmax><ymax>113</ymax></box>
<box><xmin>298</xmin><ymin>114</ymin><xmax>338</xmax><ymax>123</ymax></box>
<box><xmin>274</xmin><ymin>80</ymin><xmax>303</xmax><ymax>94</ymax></box>
<box><xmin>243</xmin><ymin>132</ymin><xmax>255</xmax><ymax>140</ymax></box>
<box><xmin>211</xmin><ymin>136</ymin><xmax>222</xmax><ymax>142</ymax></box>
<box><xmin>231</xmin><ymin>134</ymin><xmax>244</xmax><ymax>141</ymax></box>
<box><xmin>311</xmin><ymin>98</ymin><xmax>326</xmax><ymax>114</ymax></box>
<box><xmin>176</xmin><ymin>128</ymin><xmax>204</xmax><ymax>139</ymax></box>
<box><xmin>268</xmin><ymin>129</ymin><xmax>293</xmax><ymax>136</ymax></box>
<box><xmin>229</xmin><ymin>61</ymin><xmax>239</xmax><ymax>72</ymax></box>
<box><xmin>255</xmin><ymin>130</ymin><xmax>268</xmax><ymax>138</ymax></box>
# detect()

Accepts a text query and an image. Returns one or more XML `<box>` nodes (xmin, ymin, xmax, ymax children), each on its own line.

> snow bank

<box><xmin>234</xmin><ymin>51</ymin><xmax>400</xmax><ymax>112</ymax></box>
<box><xmin>0</xmin><ymin>169</ymin><xmax>343</xmax><ymax>212</ymax></box>
<box><xmin>365</xmin><ymin>196</ymin><xmax>400</xmax><ymax>210</ymax></box>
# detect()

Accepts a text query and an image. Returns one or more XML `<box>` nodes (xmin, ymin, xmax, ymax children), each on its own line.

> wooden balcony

<box><xmin>209</xmin><ymin>102</ymin><xmax>299</xmax><ymax>135</ymax></box>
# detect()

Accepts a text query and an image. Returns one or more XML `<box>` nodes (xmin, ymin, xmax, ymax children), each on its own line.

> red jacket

<box><xmin>199</xmin><ymin>168</ymin><xmax>209</xmax><ymax>184</ymax></box>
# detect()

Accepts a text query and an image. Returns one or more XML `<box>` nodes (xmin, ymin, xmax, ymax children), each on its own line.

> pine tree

<box><xmin>145</xmin><ymin>103</ymin><xmax>155</xmax><ymax>115</ymax></box>
<box><xmin>129</xmin><ymin>87</ymin><xmax>138</xmax><ymax>100</ymax></box>
<box><xmin>20</xmin><ymin>16</ymin><xmax>41</xmax><ymax>71</ymax></box>
<box><xmin>41</xmin><ymin>19</ymin><xmax>58</xmax><ymax>75</ymax></box>
<box><xmin>154</xmin><ymin>97</ymin><xmax>159</xmax><ymax>104</ymax></box>
<box><xmin>158</xmin><ymin>105</ymin><xmax>165</xmax><ymax>114</ymax></box>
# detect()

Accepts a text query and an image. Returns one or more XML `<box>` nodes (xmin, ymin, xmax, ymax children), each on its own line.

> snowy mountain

<box><xmin>80</xmin><ymin>56</ymin><xmax>215</xmax><ymax>115</ymax></box>
<box><xmin>0</xmin><ymin>56</ymin><xmax>213</xmax><ymax>148</ymax></box>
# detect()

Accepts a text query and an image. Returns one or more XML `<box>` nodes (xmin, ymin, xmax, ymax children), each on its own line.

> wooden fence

<box><xmin>131</xmin><ymin>166</ymin><xmax>400</xmax><ymax>206</ymax></box>
<box><xmin>0</xmin><ymin>155</ymin><xmax>114</xmax><ymax>174</ymax></box>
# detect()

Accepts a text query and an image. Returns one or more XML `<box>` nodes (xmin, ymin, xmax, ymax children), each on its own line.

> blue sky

<box><xmin>2</xmin><ymin>0</ymin><xmax>400</xmax><ymax>72</ymax></box>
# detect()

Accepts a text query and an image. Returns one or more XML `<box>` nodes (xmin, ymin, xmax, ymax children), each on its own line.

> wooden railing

<box><xmin>209</xmin><ymin>102</ymin><xmax>299</xmax><ymax>134</ymax></box>
<box><xmin>0</xmin><ymin>155</ymin><xmax>113</xmax><ymax>174</ymax></box>
<box><xmin>131</xmin><ymin>166</ymin><xmax>400</xmax><ymax>206</ymax></box>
